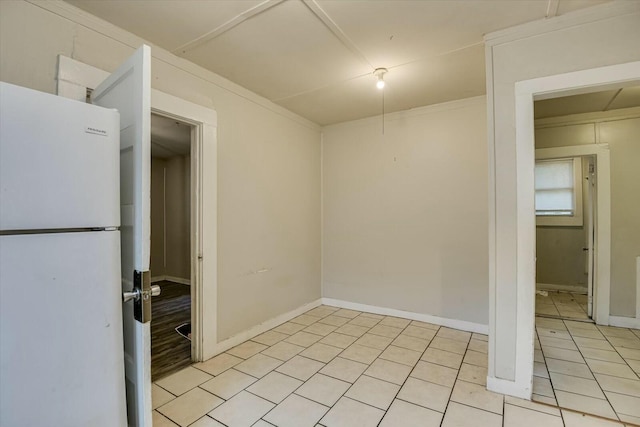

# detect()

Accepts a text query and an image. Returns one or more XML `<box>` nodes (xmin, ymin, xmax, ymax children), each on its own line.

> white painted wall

<box><xmin>322</xmin><ymin>96</ymin><xmax>488</xmax><ymax>326</ymax></box>
<box><xmin>0</xmin><ymin>1</ymin><xmax>321</xmax><ymax>343</ymax></box>
<box><xmin>485</xmin><ymin>1</ymin><xmax>640</xmax><ymax>391</ymax></box>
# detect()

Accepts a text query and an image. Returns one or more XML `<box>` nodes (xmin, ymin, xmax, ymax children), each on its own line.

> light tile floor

<box><xmin>152</xmin><ymin>305</ymin><xmax>638</xmax><ymax>426</ymax></box>
<box><xmin>536</xmin><ymin>291</ymin><xmax>590</xmax><ymax>320</ymax></box>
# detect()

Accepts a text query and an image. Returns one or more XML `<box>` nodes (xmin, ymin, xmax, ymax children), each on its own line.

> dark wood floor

<box><xmin>151</xmin><ymin>281</ymin><xmax>191</xmax><ymax>381</ymax></box>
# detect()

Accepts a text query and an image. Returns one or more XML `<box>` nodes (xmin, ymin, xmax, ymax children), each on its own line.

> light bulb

<box><xmin>373</xmin><ymin>68</ymin><xmax>388</xmax><ymax>90</ymax></box>
<box><xmin>376</xmin><ymin>79</ymin><xmax>385</xmax><ymax>89</ymax></box>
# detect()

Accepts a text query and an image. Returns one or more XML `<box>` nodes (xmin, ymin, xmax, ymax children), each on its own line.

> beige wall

<box><xmin>322</xmin><ymin>97</ymin><xmax>489</xmax><ymax>325</ymax></box>
<box><xmin>150</xmin><ymin>156</ymin><xmax>191</xmax><ymax>281</ymax></box>
<box><xmin>486</xmin><ymin>2</ymin><xmax>640</xmax><ymax>383</ymax></box>
<box><xmin>0</xmin><ymin>1</ymin><xmax>322</xmax><ymax>342</ymax></box>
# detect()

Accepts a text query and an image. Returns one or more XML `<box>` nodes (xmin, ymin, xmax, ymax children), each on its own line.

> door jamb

<box><xmin>56</xmin><ymin>55</ymin><xmax>218</xmax><ymax>362</ymax></box>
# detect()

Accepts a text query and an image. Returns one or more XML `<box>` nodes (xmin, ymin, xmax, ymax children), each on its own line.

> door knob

<box><xmin>123</xmin><ymin>288</ymin><xmax>140</xmax><ymax>303</ymax></box>
<box><xmin>151</xmin><ymin>284</ymin><xmax>161</xmax><ymax>297</ymax></box>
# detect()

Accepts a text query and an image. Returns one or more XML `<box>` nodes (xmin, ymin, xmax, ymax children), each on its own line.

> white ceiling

<box><xmin>67</xmin><ymin>0</ymin><xmax>612</xmax><ymax>125</ymax></box>
<box><xmin>535</xmin><ymin>85</ymin><xmax>640</xmax><ymax>119</ymax></box>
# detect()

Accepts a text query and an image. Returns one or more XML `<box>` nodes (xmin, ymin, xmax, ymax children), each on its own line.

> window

<box><xmin>535</xmin><ymin>157</ymin><xmax>583</xmax><ymax>226</ymax></box>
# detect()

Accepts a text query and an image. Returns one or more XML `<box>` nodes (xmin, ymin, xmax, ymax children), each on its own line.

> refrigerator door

<box><xmin>0</xmin><ymin>231</ymin><xmax>126</xmax><ymax>427</ymax></box>
<box><xmin>0</xmin><ymin>82</ymin><xmax>120</xmax><ymax>231</ymax></box>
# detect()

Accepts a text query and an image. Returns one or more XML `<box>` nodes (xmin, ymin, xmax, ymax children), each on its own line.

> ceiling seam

<box><xmin>302</xmin><ymin>0</ymin><xmax>374</xmax><ymax>69</ymax></box>
<box><xmin>171</xmin><ymin>0</ymin><xmax>286</xmax><ymax>55</ymax></box>
<box><xmin>603</xmin><ymin>88</ymin><xmax>623</xmax><ymax>111</ymax></box>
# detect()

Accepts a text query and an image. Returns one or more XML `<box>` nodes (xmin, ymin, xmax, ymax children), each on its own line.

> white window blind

<box><xmin>534</xmin><ymin>157</ymin><xmax>583</xmax><ymax>226</ymax></box>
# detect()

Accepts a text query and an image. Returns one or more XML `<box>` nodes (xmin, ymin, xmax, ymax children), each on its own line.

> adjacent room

<box><xmin>1</xmin><ymin>1</ymin><xmax>639</xmax><ymax>426</ymax></box>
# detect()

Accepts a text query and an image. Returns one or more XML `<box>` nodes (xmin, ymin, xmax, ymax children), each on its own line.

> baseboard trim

<box><xmin>609</xmin><ymin>315</ymin><xmax>640</xmax><ymax>329</ymax></box>
<box><xmin>536</xmin><ymin>283</ymin><xmax>587</xmax><ymax>294</ymax></box>
<box><xmin>321</xmin><ymin>298</ymin><xmax>489</xmax><ymax>335</ymax></box>
<box><xmin>150</xmin><ymin>275</ymin><xmax>191</xmax><ymax>286</ymax></box>
<box><xmin>487</xmin><ymin>376</ymin><xmax>531</xmax><ymax>399</ymax></box>
<box><xmin>211</xmin><ymin>298</ymin><xmax>323</xmax><ymax>355</ymax></box>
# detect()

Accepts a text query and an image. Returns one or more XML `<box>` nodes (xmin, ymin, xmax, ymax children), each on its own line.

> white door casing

<box><xmin>91</xmin><ymin>45</ymin><xmax>152</xmax><ymax>427</ymax></box>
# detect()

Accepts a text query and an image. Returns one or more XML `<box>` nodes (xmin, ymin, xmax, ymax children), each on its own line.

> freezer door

<box><xmin>0</xmin><ymin>231</ymin><xmax>126</xmax><ymax>427</ymax></box>
<box><xmin>0</xmin><ymin>82</ymin><xmax>120</xmax><ymax>231</ymax></box>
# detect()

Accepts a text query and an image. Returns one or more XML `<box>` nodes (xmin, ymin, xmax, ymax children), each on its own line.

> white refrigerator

<box><xmin>0</xmin><ymin>82</ymin><xmax>127</xmax><ymax>426</ymax></box>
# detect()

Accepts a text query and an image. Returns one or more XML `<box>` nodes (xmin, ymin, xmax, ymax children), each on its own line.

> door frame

<box><xmin>56</xmin><ymin>55</ymin><xmax>218</xmax><ymax>362</ymax></box>
<box><xmin>534</xmin><ymin>147</ymin><xmax>609</xmax><ymax>321</ymax></box>
<box><xmin>512</xmin><ymin>60</ymin><xmax>639</xmax><ymax>397</ymax></box>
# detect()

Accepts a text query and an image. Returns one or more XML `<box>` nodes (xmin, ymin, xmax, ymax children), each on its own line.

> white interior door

<box><xmin>92</xmin><ymin>45</ymin><xmax>152</xmax><ymax>427</ymax></box>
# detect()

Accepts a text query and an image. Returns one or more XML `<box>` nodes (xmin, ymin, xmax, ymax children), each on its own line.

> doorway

<box><xmin>150</xmin><ymin>114</ymin><xmax>194</xmax><ymax>380</ymax></box>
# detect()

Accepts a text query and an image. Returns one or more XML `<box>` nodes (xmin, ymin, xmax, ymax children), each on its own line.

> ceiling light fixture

<box><xmin>373</xmin><ymin>68</ymin><xmax>388</xmax><ymax>90</ymax></box>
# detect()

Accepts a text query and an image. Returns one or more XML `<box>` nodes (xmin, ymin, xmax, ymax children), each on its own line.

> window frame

<box><xmin>535</xmin><ymin>157</ymin><xmax>583</xmax><ymax>226</ymax></box>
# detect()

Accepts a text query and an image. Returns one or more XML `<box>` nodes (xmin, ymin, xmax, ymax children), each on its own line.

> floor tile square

<box><xmin>234</xmin><ymin>353</ymin><xmax>283</xmax><ymax>378</ymax></box>
<box><xmin>339</xmin><ymin>344</ymin><xmax>382</xmax><ymax>364</ymax></box>
<box><xmin>345</xmin><ymin>375</ymin><xmax>400</xmax><ymax>410</ymax></box>
<box><xmin>549</xmin><ymin>372</ymin><xmax>605</xmax><ymax>398</ymax></box>
<box><xmin>561</xmin><ymin>410</ymin><xmax>622</xmax><ymax>427</ymax></box>
<box><xmin>300</xmin><ymin>342</ymin><xmax>343</xmax><ymax>363</ymax></box>
<box><xmin>436</xmin><ymin>327</ymin><xmax>471</xmax><ymax>343</ymax></box>
<box><xmin>532</xmin><ymin>393</ymin><xmax>557</xmax><ymax>406</ymax></box>
<box><xmin>264</xmin><ymin>394</ymin><xmax>329</xmax><ymax>427</ymax></box>
<box><xmin>318</xmin><ymin>315</ymin><xmax>350</xmax><ymax>327</ymax></box>
<box><xmin>392</xmin><ymin>334</ymin><xmax>429</xmax><ymax>352</ymax></box>
<box><xmin>331</xmin><ymin>308</ymin><xmax>361</xmax><ymax>319</ymax></box>
<box><xmin>586</xmin><ymin>358</ymin><xmax>638</xmax><ymax>379</ymax></box>
<box><xmin>208</xmin><ymin>391</ymin><xmax>274</xmax><ymax>427</ymax></box>
<box><xmin>410</xmin><ymin>360</ymin><xmax>458</xmax><ymax>388</ymax></box>
<box><xmin>457</xmin><ymin>363</ymin><xmax>488</xmax><ymax>386</ymax></box>
<box><xmin>334</xmin><ymin>323</ymin><xmax>370</xmax><ymax>337</ymax></box>
<box><xmin>463</xmin><ymin>350</ymin><xmax>488</xmax><ymax>367</ymax></box>
<box><xmin>153</xmin><ymin>411</ymin><xmax>179</xmax><ymax>427</ymax></box>
<box><xmin>430</xmin><ymin>336</ymin><xmax>468</xmax><ymax>355</ymax></box>
<box><xmin>304</xmin><ymin>322</ymin><xmax>338</xmax><ymax>337</ymax></box>
<box><xmin>616</xmin><ymin>347</ymin><xmax>640</xmax><ymax>361</ymax></box>
<box><xmin>398</xmin><ymin>377</ymin><xmax>451</xmax><ymax>412</ymax></box>
<box><xmin>554</xmin><ymin>390</ymin><xmax>617</xmax><ymax>419</ymax></box>
<box><xmin>533</xmin><ymin>376</ymin><xmax>554</xmax><ymax>398</ymax></box>
<box><xmin>379</xmin><ymin>399</ymin><xmax>443</xmax><ymax>427</ymax></box>
<box><xmin>580</xmin><ymin>347</ymin><xmax>625</xmax><ymax>364</ymax></box>
<box><xmin>368</xmin><ymin>324</ymin><xmax>403</xmax><ymax>338</ymax></box>
<box><xmin>246</xmin><ymin>371</ymin><xmax>303</xmax><ymax>404</ymax></box>
<box><xmin>421</xmin><ymin>347</ymin><xmax>463</xmax><ymax>369</ymax></box>
<box><xmin>291</xmin><ymin>314</ymin><xmax>322</xmax><ymax>326</ymax></box>
<box><xmin>451</xmin><ymin>379</ymin><xmax>503</xmax><ymax>415</ymax></box>
<box><xmin>545</xmin><ymin>358</ymin><xmax>593</xmax><ymax>379</ymax></box>
<box><xmin>354</xmin><ymin>333</ymin><xmax>393</xmax><ymax>350</ymax></box>
<box><xmin>272</xmin><ymin>322</ymin><xmax>307</xmax><ymax>335</ymax></box>
<box><xmin>153</xmin><ymin>384</ymin><xmax>176</xmax><ymax>409</ymax></box>
<box><xmin>193</xmin><ymin>353</ymin><xmax>244</xmax><ymax>376</ymax></box>
<box><xmin>403</xmin><ymin>325</ymin><xmax>437</xmax><ymax>340</ymax></box>
<box><xmin>364</xmin><ymin>358</ymin><xmax>412</xmax><ymax>385</ymax></box>
<box><xmin>285</xmin><ymin>331</ymin><xmax>323</xmax><ymax>347</ymax></box>
<box><xmin>472</xmin><ymin>333</ymin><xmax>488</xmax><ymax>342</ymax></box>
<box><xmin>199</xmin><ymin>368</ymin><xmax>257</xmax><ymax>399</ymax></box>
<box><xmin>540</xmin><ymin>336</ymin><xmax>579</xmax><ymax>351</ymax></box>
<box><xmin>155</xmin><ymin>367</ymin><xmax>213</xmax><ymax>396</ymax></box>
<box><xmin>319</xmin><ymin>332</ymin><xmax>357</xmax><ymax>349</ymax></box>
<box><xmin>306</xmin><ymin>306</ymin><xmax>339</xmax><ymax>318</ymax></box>
<box><xmin>157</xmin><ymin>388</ymin><xmax>223</xmax><ymax>427</ymax></box>
<box><xmin>379</xmin><ymin>345</ymin><xmax>421</xmax><ymax>366</ymax></box>
<box><xmin>320</xmin><ymin>397</ymin><xmax>384</xmax><ymax>427</ymax></box>
<box><xmin>226</xmin><ymin>341</ymin><xmax>268</xmax><ymax>359</ymax></box>
<box><xmin>319</xmin><ymin>357</ymin><xmax>368</xmax><ymax>383</ymax></box>
<box><xmin>189</xmin><ymin>416</ymin><xmax>225</xmax><ymax>427</ymax></box>
<box><xmin>573</xmin><ymin>336</ymin><xmax>615</xmax><ymax>351</ymax></box>
<box><xmin>360</xmin><ymin>312</ymin><xmax>385</xmax><ymax>320</ymax></box>
<box><xmin>411</xmin><ymin>320</ymin><xmax>440</xmax><ymax>330</ymax></box>
<box><xmin>604</xmin><ymin>390</ymin><xmax>640</xmax><ymax>417</ymax></box>
<box><xmin>441</xmin><ymin>401</ymin><xmax>502</xmax><ymax>427</ymax></box>
<box><xmin>295</xmin><ymin>373</ymin><xmax>351</xmax><ymax>406</ymax></box>
<box><xmin>504</xmin><ymin>395</ymin><xmax>560</xmax><ymax>416</ymax></box>
<box><xmin>468</xmin><ymin>338</ymin><xmax>488</xmax><ymax>354</ymax></box>
<box><xmin>534</xmin><ymin>361</ymin><xmax>549</xmax><ymax>378</ymax></box>
<box><xmin>379</xmin><ymin>316</ymin><xmax>411</xmax><ymax>329</ymax></box>
<box><xmin>595</xmin><ymin>373</ymin><xmax>640</xmax><ymax>397</ymax></box>
<box><xmin>542</xmin><ymin>347</ymin><xmax>585</xmax><ymax>363</ymax></box>
<box><xmin>348</xmin><ymin>316</ymin><xmax>381</xmax><ymax>328</ymax></box>
<box><xmin>503</xmin><ymin>402</ymin><xmax>563</xmax><ymax>427</ymax></box>
<box><xmin>261</xmin><ymin>341</ymin><xmax>305</xmax><ymax>361</ymax></box>
<box><xmin>252</xmin><ymin>330</ymin><xmax>289</xmax><ymax>346</ymax></box>
<box><xmin>276</xmin><ymin>355</ymin><xmax>325</xmax><ymax>381</ymax></box>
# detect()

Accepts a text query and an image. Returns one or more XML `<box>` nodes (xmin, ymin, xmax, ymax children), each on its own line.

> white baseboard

<box><xmin>536</xmin><ymin>283</ymin><xmax>588</xmax><ymax>294</ymax></box>
<box><xmin>151</xmin><ymin>275</ymin><xmax>191</xmax><ymax>286</ymax></box>
<box><xmin>487</xmin><ymin>376</ymin><xmax>531</xmax><ymax>399</ymax></box>
<box><xmin>321</xmin><ymin>298</ymin><xmax>489</xmax><ymax>335</ymax></box>
<box><xmin>211</xmin><ymin>298</ymin><xmax>323</xmax><ymax>355</ymax></box>
<box><xmin>609</xmin><ymin>315</ymin><xmax>640</xmax><ymax>329</ymax></box>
